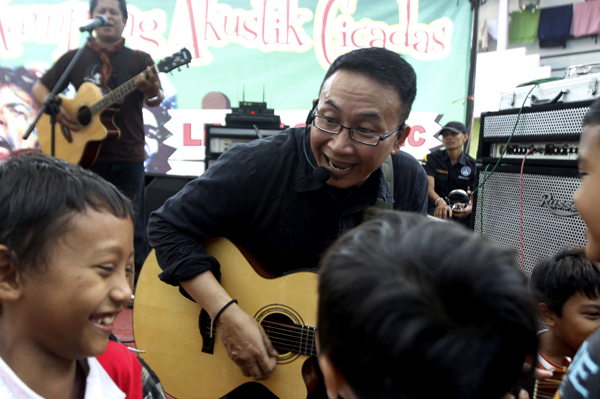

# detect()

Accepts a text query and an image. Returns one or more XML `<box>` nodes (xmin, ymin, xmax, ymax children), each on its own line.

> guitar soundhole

<box><xmin>261</xmin><ymin>313</ymin><xmax>297</xmax><ymax>355</ymax></box>
<box><xmin>77</xmin><ymin>106</ymin><xmax>92</xmax><ymax>126</ymax></box>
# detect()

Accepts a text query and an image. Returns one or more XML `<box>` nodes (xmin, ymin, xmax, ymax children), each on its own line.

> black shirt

<box><xmin>423</xmin><ymin>149</ymin><xmax>477</xmax><ymax>204</ymax></box>
<box><xmin>147</xmin><ymin>127</ymin><xmax>428</xmax><ymax>282</ymax></box>
<box><xmin>560</xmin><ymin>328</ymin><xmax>600</xmax><ymax>398</ymax></box>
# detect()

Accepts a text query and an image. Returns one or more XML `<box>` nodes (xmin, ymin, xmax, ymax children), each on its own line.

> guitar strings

<box><xmin>201</xmin><ymin>321</ymin><xmax>318</xmax><ymax>355</ymax></box>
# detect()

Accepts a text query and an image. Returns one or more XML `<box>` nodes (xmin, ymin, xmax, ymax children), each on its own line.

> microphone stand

<box><xmin>23</xmin><ymin>32</ymin><xmax>95</xmax><ymax>157</ymax></box>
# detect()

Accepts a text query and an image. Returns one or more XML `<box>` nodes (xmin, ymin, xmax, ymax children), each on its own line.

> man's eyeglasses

<box><xmin>311</xmin><ymin>112</ymin><xmax>404</xmax><ymax>146</ymax></box>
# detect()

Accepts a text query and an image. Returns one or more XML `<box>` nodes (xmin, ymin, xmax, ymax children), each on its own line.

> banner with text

<box><xmin>0</xmin><ymin>0</ymin><xmax>472</xmax><ymax>175</ymax></box>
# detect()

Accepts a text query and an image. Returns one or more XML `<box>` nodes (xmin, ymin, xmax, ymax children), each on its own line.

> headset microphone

<box><xmin>302</xmin><ymin>99</ymin><xmax>331</xmax><ymax>184</ymax></box>
<box><xmin>313</xmin><ymin>166</ymin><xmax>331</xmax><ymax>184</ymax></box>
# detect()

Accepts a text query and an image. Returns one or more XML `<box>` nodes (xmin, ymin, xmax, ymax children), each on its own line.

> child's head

<box><xmin>317</xmin><ymin>211</ymin><xmax>537</xmax><ymax>399</ymax></box>
<box><xmin>0</xmin><ymin>153</ymin><xmax>135</xmax><ymax>359</ymax></box>
<box><xmin>531</xmin><ymin>247</ymin><xmax>600</xmax><ymax>353</ymax></box>
<box><xmin>574</xmin><ymin>98</ymin><xmax>600</xmax><ymax>262</ymax></box>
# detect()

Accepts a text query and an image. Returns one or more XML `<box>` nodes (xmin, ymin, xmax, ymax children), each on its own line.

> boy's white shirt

<box><xmin>0</xmin><ymin>354</ymin><xmax>125</xmax><ymax>399</ymax></box>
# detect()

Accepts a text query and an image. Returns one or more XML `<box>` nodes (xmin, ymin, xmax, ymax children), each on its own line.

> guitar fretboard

<box><xmin>88</xmin><ymin>65</ymin><xmax>157</xmax><ymax>116</ymax></box>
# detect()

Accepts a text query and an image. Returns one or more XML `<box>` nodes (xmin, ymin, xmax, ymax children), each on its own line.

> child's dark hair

<box><xmin>318</xmin><ymin>211</ymin><xmax>538</xmax><ymax>399</ymax></box>
<box><xmin>0</xmin><ymin>152</ymin><xmax>134</xmax><ymax>272</ymax></box>
<box><xmin>583</xmin><ymin>98</ymin><xmax>600</xmax><ymax>128</ymax></box>
<box><xmin>531</xmin><ymin>247</ymin><xmax>600</xmax><ymax>316</ymax></box>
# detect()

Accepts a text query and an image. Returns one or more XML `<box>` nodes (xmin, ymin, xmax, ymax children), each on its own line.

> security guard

<box><xmin>423</xmin><ymin>121</ymin><xmax>476</xmax><ymax>226</ymax></box>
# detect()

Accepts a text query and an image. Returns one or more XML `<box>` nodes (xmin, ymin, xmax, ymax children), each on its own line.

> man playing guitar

<box><xmin>147</xmin><ymin>47</ymin><xmax>428</xmax><ymax>398</ymax></box>
<box><xmin>32</xmin><ymin>0</ymin><xmax>163</xmax><ymax>286</ymax></box>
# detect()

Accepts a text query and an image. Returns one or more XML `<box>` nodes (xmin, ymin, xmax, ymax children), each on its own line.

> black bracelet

<box><xmin>210</xmin><ymin>299</ymin><xmax>238</xmax><ymax>338</ymax></box>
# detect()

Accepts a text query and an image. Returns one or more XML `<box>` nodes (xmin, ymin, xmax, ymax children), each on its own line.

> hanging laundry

<box><xmin>509</xmin><ymin>9</ymin><xmax>540</xmax><ymax>44</ymax></box>
<box><xmin>538</xmin><ymin>4</ymin><xmax>573</xmax><ymax>48</ymax></box>
<box><xmin>571</xmin><ymin>0</ymin><xmax>600</xmax><ymax>38</ymax></box>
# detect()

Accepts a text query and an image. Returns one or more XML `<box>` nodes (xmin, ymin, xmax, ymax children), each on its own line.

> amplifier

<box><xmin>205</xmin><ymin>125</ymin><xmax>286</xmax><ymax>169</ymax></box>
<box><xmin>478</xmin><ymin>100</ymin><xmax>592</xmax><ymax>168</ymax></box>
<box><xmin>473</xmin><ymin>164</ymin><xmax>585</xmax><ymax>278</ymax></box>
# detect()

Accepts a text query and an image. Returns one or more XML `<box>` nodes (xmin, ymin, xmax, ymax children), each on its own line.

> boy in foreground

<box><xmin>0</xmin><ymin>153</ymin><xmax>141</xmax><ymax>398</ymax></box>
<box><xmin>316</xmin><ymin>210</ymin><xmax>538</xmax><ymax>399</ymax></box>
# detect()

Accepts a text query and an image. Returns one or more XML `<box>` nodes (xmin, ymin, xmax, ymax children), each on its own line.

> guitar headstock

<box><xmin>156</xmin><ymin>48</ymin><xmax>192</xmax><ymax>74</ymax></box>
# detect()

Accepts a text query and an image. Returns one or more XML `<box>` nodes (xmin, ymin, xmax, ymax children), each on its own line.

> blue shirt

<box><xmin>148</xmin><ymin>127</ymin><xmax>428</xmax><ymax>283</ymax></box>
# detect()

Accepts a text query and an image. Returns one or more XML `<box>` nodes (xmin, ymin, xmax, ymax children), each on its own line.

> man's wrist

<box><xmin>145</xmin><ymin>90</ymin><xmax>161</xmax><ymax>103</ymax></box>
<box><xmin>435</xmin><ymin>197</ymin><xmax>446</xmax><ymax>207</ymax></box>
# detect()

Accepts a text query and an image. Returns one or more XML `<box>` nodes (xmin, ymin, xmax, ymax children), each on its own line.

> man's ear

<box><xmin>318</xmin><ymin>353</ymin><xmax>355</xmax><ymax>399</ymax></box>
<box><xmin>0</xmin><ymin>245</ymin><xmax>22</xmax><ymax>301</ymax></box>
<box><xmin>391</xmin><ymin>124</ymin><xmax>411</xmax><ymax>154</ymax></box>
<box><xmin>538</xmin><ymin>303</ymin><xmax>557</xmax><ymax>326</ymax></box>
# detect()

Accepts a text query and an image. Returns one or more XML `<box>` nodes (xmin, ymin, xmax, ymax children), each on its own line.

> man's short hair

<box><xmin>90</xmin><ymin>0</ymin><xmax>128</xmax><ymax>22</ymax></box>
<box><xmin>531</xmin><ymin>247</ymin><xmax>600</xmax><ymax>316</ymax></box>
<box><xmin>320</xmin><ymin>47</ymin><xmax>417</xmax><ymax>122</ymax></box>
<box><xmin>0</xmin><ymin>152</ymin><xmax>133</xmax><ymax>273</ymax></box>
<box><xmin>317</xmin><ymin>211</ymin><xmax>537</xmax><ymax>399</ymax></box>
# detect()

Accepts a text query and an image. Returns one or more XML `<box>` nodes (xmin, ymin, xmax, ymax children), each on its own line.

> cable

<box><xmin>475</xmin><ymin>83</ymin><xmax>540</xmax><ymax>234</ymax></box>
<box><xmin>520</xmin><ymin>148</ymin><xmax>535</xmax><ymax>273</ymax></box>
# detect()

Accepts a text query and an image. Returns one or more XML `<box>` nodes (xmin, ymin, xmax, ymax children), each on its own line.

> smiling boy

<box><xmin>0</xmin><ymin>153</ymin><xmax>141</xmax><ymax>398</ymax></box>
<box><xmin>530</xmin><ymin>248</ymin><xmax>600</xmax><ymax>371</ymax></box>
<box><xmin>559</xmin><ymin>98</ymin><xmax>600</xmax><ymax>398</ymax></box>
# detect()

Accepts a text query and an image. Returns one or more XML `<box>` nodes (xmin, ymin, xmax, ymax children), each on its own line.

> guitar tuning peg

<box><xmin>178</xmin><ymin>67</ymin><xmax>181</xmax><ymax>71</ymax></box>
<box><xmin>186</xmin><ymin>65</ymin><xmax>189</xmax><ymax>68</ymax></box>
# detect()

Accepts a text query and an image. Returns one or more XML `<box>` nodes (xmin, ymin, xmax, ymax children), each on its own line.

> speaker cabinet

<box><xmin>473</xmin><ymin>164</ymin><xmax>585</xmax><ymax>277</ymax></box>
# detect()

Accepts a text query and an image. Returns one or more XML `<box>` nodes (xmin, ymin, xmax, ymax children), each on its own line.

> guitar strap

<box><xmin>361</xmin><ymin>155</ymin><xmax>393</xmax><ymax>223</ymax></box>
<box><xmin>115</xmin><ymin>47</ymin><xmax>132</xmax><ymax>105</ymax></box>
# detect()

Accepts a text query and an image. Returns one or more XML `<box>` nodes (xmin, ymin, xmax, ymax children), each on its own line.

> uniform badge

<box><xmin>461</xmin><ymin>166</ymin><xmax>471</xmax><ymax>176</ymax></box>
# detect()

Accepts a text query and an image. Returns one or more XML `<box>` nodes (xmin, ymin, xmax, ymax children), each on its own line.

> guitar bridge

<box><xmin>198</xmin><ymin>309</ymin><xmax>215</xmax><ymax>354</ymax></box>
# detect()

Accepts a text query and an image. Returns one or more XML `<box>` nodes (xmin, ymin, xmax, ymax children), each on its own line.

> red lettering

<box><xmin>412</xmin><ymin>29</ymin><xmax>429</xmax><ymax>53</ymax></box>
<box><xmin>139</xmin><ymin>19</ymin><xmax>160</xmax><ymax>52</ymax></box>
<box><xmin>186</xmin><ymin>0</ymin><xmax>202</xmax><ymax>59</ymax></box>
<box><xmin>407</xmin><ymin>125</ymin><xmax>426</xmax><ymax>147</ymax></box>
<box><xmin>389</xmin><ymin>29</ymin><xmax>405</xmax><ymax>46</ymax></box>
<box><xmin>224</xmin><ymin>15</ymin><xmax>241</xmax><ymax>37</ymax></box>
<box><xmin>183</xmin><ymin>123</ymin><xmax>202</xmax><ymax>146</ymax></box>
<box><xmin>0</xmin><ymin>17</ymin><xmax>8</xmax><ymax>52</ymax></box>
<box><xmin>431</xmin><ymin>26</ymin><xmax>445</xmax><ymax>52</ymax></box>
<box><xmin>243</xmin><ymin>17</ymin><xmax>258</xmax><ymax>40</ymax></box>
<box><xmin>369</xmin><ymin>28</ymin><xmax>386</xmax><ymax>48</ymax></box>
<box><xmin>262</xmin><ymin>0</ymin><xmax>269</xmax><ymax>45</ymax></box>
<box><xmin>284</xmin><ymin>0</ymin><xmax>304</xmax><ymax>45</ymax></box>
<box><xmin>320</xmin><ymin>0</ymin><xmax>336</xmax><ymax>65</ymax></box>
<box><xmin>405</xmin><ymin>0</ymin><xmax>411</xmax><ymax>47</ymax></box>
<box><xmin>350</xmin><ymin>25</ymin><xmax>366</xmax><ymax>48</ymax></box>
<box><xmin>204</xmin><ymin>1</ymin><xmax>221</xmax><ymax>40</ymax></box>
<box><xmin>126</xmin><ymin>12</ymin><xmax>135</xmax><ymax>36</ymax></box>
<box><xmin>340</xmin><ymin>21</ymin><xmax>349</xmax><ymax>47</ymax></box>
<box><xmin>275</xmin><ymin>18</ymin><xmax>283</xmax><ymax>43</ymax></box>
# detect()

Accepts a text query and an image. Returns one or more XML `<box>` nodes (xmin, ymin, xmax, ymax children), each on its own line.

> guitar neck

<box><xmin>88</xmin><ymin>64</ymin><xmax>157</xmax><ymax>115</ymax></box>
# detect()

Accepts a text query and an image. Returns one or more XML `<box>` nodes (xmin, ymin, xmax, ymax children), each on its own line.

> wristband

<box><xmin>145</xmin><ymin>91</ymin><xmax>161</xmax><ymax>103</ymax></box>
<box><xmin>210</xmin><ymin>299</ymin><xmax>238</xmax><ymax>338</ymax></box>
<box><xmin>435</xmin><ymin>197</ymin><xmax>446</xmax><ymax>207</ymax></box>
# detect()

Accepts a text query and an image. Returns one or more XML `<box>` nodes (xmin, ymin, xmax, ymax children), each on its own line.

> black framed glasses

<box><xmin>312</xmin><ymin>112</ymin><xmax>404</xmax><ymax>146</ymax></box>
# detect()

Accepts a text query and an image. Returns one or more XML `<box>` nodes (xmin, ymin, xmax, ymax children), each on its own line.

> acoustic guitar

<box><xmin>133</xmin><ymin>238</ymin><xmax>319</xmax><ymax>399</ymax></box>
<box><xmin>37</xmin><ymin>48</ymin><xmax>192</xmax><ymax>167</ymax></box>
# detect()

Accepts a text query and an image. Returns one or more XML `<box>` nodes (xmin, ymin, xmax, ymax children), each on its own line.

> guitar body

<box><xmin>37</xmin><ymin>82</ymin><xmax>120</xmax><ymax>167</ymax></box>
<box><xmin>133</xmin><ymin>238</ymin><xmax>319</xmax><ymax>399</ymax></box>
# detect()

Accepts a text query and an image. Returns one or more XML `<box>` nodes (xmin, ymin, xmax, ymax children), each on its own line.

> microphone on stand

<box><xmin>313</xmin><ymin>166</ymin><xmax>331</xmax><ymax>184</ymax></box>
<box><xmin>79</xmin><ymin>15</ymin><xmax>108</xmax><ymax>32</ymax></box>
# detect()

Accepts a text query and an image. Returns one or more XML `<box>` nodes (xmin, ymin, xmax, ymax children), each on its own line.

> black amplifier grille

<box><xmin>482</xmin><ymin>105</ymin><xmax>589</xmax><ymax>139</ymax></box>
